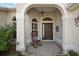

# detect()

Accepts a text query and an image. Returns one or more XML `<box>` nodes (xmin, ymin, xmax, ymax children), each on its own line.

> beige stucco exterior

<box><xmin>0</xmin><ymin>3</ymin><xmax>79</xmax><ymax>53</ymax></box>
<box><xmin>0</xmin><ymin>11</ymin><xmax>7</xmax><ymax>26</ymax></box>
<box><xmin>64</xmin><ymin>6</ymin><xmax>79</xmax><ymax>52</ymax></box>
<box><xmin>0</xmin><ymin>10</ymin><xmax>16</xmax><ymax>26</ymax></box>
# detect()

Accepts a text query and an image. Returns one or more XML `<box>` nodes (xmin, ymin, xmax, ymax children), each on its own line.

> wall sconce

<box><xmin>56</xmin><ymin>26</ymin><xmax>59</xmax><ymax>32</ymax></box>
<box><xmin>75</xmin><ymin>15</ymin><xmax>79</xmax><ymax>27</ymax></box>
<box><xmin>41</xmin><ymin>11</ymin><xmax>44</xmax><ymax>17</ymax></box>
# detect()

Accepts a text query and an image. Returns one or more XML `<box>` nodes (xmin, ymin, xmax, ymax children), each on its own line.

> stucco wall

<box><xmin>64</xmin><ymin>7</ymin><xmax>79</xmax><ymax>52</ymax></box>
<box><xmin>0</xmin><ymin>11</ymin><xmax>7</xmax><ymax>26</ymax></box>
<box><xmin>54</xmin><ymin>11</ymin><xmax>62</xmax><ymax>46</ymax></box>
<box><xmin>0</xmin><ymin>11</ymin><xmax>16</xmax><ymax>26</ymax></box>
<box><xmin>7</xmin><ymin>11</ymin><xmax>16</xmax><ymax>24</ymax></box>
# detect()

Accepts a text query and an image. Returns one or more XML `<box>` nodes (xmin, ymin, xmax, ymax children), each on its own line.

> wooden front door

<box><xmin>42</xmin><ymin>23</ymin><xmax>53</xmax><ymax>40</ymax></box>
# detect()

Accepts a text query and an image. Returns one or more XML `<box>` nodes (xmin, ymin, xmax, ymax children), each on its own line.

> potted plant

<box><xmin>68</xmin><ymin>50</ymin><xmax>79</xmax><ymax>56</ymax></box>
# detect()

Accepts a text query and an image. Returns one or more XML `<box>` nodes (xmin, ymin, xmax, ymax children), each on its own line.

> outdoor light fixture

<box><xmin>75</xmin><ymin>14</ymin><xmax>79</xmax><ymax>27</ymax></box>
<box><xmin>56</xmin><ymin>26</ymin><xmax>59</xmax><ymax>32</ymax></box>
<box><xmin>41</xmin><ymin>11</ymin><xmax>44</xmax><ymax>17</ymax></box>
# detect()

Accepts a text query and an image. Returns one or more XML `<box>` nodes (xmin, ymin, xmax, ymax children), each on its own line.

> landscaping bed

<box><xmin>68</xmin><ymin>50</ymin><xmax>79</xmax><ymax>56</ymax></box>
<box><xmin>56</xmin><ymin>50</ymin><xmax>79</xmax><ymax>56</ymax></box>
<box><xmin>0</xmin><ymin>51</ymin><xmax>24</xmax><ymax>56</ymax></box>
<box><xmin>0</xmin><ymin>25</ymin><xmax>24</xmax><ymax>56</ymax></box>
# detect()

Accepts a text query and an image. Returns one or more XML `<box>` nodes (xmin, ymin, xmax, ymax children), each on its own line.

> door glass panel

<box><xmin>42</xmin><ymin>23</ymin><xmax>53</xmax><ymax>40</ymax></box>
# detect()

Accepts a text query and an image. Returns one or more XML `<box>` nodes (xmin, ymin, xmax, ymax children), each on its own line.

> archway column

<box><xmin>16</xmin><ymin>12</ymin><xmax>25</xmax><ymax>51</ymax></box>
<box><xmin>62</xmin><ymin>13</ymin><xmax>72</xmax><ymax>53</ymax></box>
<box><xmin>24</xmin><ymin>14</ymin><xmax>32</xmax><ymax>44</ymax></box>
<box><xmin>62</xmin><ymin>14</ymin><xmax>67</xmax><ymax>52</ymax></box>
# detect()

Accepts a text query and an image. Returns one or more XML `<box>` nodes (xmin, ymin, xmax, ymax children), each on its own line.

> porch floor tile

<box><xmin>23</xmin><ymin>41</ymin><xmax>62</xmax><ymax>56</ymax></box>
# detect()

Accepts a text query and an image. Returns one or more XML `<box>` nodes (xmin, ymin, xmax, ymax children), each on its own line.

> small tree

<box><xmin>0</xmin><ymin>25</ymin><xmax>15</xmax><ymax>51</ymax></box>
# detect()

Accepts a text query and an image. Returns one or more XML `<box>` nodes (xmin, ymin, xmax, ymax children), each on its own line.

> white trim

<box><xmin>42</xmin><ymin>40</ymin><xmax>54</xmax><ymax>42</ymax></box>
<box><xmin>42</xmin><ymin>24</ymin><xmax>44</xmax><ymax>38</ymax></box>
<box><xmin>42</xmin><ymin>21</ymin><xmax>53</xmax><ymax>23</ymax></box>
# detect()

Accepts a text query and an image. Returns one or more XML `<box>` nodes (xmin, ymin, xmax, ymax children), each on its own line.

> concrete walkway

<box><xmin>22</xmin><ymin>41</ymin><xmax>62</xmax><ymax>56</ymax></box>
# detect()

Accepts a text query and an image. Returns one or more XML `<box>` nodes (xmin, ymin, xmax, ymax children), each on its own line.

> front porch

<box><xmin>22</xmin><ymin>41</ymin><xmax>62</xmax><ymax>56</ymax></box>
<box><xmin>16</xmin><ymin>4</ymin><xmax>65</xmax><ymax>53</ymax></box>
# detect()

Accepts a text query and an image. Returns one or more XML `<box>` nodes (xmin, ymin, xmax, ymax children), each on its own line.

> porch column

<box><xmin>24</xmin><ymin>14</ymin><xmax>31</xmax><ymax>44</ymax></box>
<box><xmin>16</xmin><ymin>13</ymin><xmax>25</xmax><ymax>51</ymax></box>
<box><xmin>62</xmin><ymin>13</ymin><xmax>73</xmax><ymax>53</ymax></box>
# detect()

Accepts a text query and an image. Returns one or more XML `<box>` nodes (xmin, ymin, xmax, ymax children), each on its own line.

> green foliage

<box><xmin>0</xmin><ymin>25</ymin><xmax>15</xmax><ymax>51</ymax></box>
<box><xmin>68</xmin><ymin>50</ymin><xmax>79</xmax><ymax>56</ymax></box>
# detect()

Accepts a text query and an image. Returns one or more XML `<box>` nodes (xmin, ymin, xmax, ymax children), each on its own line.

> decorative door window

<box><xmin>12</xmin><ymin>16</ymin><xmax>16</xmax><ymax>28</ymax></box>
<box><xmin>43</xmin><ymin>17</ymin><xmax>52</xmax><ymax>21</ymax></box>
<box><xmin>32</xmin><ymin>18</ymin><xmax>38</xmax><ymax>31</ymax></box>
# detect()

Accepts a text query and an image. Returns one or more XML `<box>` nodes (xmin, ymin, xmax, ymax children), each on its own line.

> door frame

<box><xmin>42</xmin><ymin>17</ymin><xmax>54</xmax><ymax>41</ymax></box>
<box><xmin>42</xmin><ymin>23</ymin><xmax>53</xmax><ymax>41</ymax></box>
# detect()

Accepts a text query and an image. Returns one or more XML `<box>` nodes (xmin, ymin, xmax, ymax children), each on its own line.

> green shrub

<box><xmin>0</xmin><ymin>25</ymin><xmax>15</xmax><ymax>51</ymax></box>
<box><xmin>68</xmin><ymin>50</ymin><xmax>79</xmax><ymax>56</ymax></box>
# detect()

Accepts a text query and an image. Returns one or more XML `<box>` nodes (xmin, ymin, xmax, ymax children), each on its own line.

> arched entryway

<box><xmin>25</xmin><ymin>4</ymin><xmax>64</xmax><ymax>46</ymax></box>
<box><xmin>24</xmin><ymin>4</ymin><xmax>65</xmax><ymax>47</ymax></box>
<box><xmin>16</xmin><ymin>4</ymin><xmax>66</xmax><ymax>52</ymax></box>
